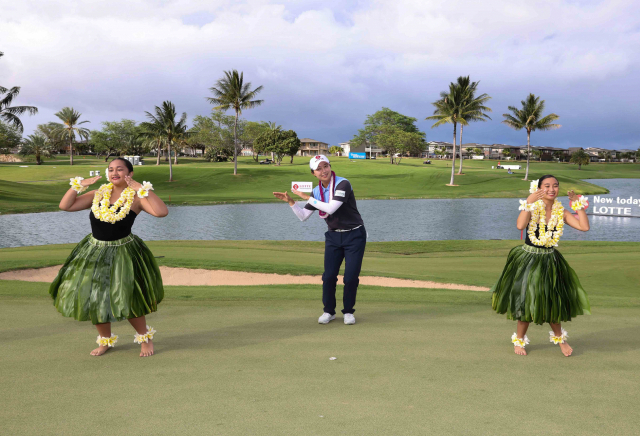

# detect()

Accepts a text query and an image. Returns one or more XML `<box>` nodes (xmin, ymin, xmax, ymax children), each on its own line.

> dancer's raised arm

<box><xmin>59</xmin><ymin>175</ymin><xmax>102</xmax><ymax>211</ymax></box>
<box><xmin>563</xmin><ymin>190</ymin><xmax>590</xmax><ymax>232</ymax></box>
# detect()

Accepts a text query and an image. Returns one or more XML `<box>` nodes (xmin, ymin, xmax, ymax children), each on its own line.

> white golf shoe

<box><xmin>318</xmin><ymin>313</ymin><xmax>336</xmax><ymax>324</ymax></box>
<box><xmin>344</xmin><ymin>313</ymin><xmax>356</xmax><ymax>325</ymax></box>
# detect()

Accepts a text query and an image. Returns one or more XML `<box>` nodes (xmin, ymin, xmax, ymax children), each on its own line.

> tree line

<box><xmin>2</xmin><ymin>47</ymin><xmax>639</xmax><ymax>184</ymax></box>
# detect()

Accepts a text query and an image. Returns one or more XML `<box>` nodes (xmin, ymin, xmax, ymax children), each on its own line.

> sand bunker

<box><xmin>0</xmin><ymin>265</ymin><xmax>489</xmax><ymax>292</ymax></box>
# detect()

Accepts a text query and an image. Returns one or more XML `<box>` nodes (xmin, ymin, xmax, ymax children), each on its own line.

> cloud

<box><xmin>1</xmin><ymin>0</ymin><xmax>639</xmax><ymax>148</ymax></box>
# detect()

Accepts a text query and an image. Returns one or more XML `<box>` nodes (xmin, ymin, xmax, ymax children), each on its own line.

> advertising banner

<box><xmin>590</xmin><ymin>195</ymin><xmax>640</xmax><ymax>217</ymax></box>
<box><xmin>349</xmin><ymin>152</ymin><xmax>366</xmax><ymax>159</ymax></box>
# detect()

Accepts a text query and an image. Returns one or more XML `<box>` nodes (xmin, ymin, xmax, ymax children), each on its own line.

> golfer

<box><xmin>273</xmin><ymin>155</ymin><xmax>366</xmax><ymax>325</ymax></box>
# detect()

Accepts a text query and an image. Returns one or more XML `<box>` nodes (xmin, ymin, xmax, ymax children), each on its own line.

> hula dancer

<box><xmin>273</xmin><ymin>155</ymin><xmax>366</xmax><ymax>325</ymax></box>
<box><xmin>492</xmin><ymin>175</ymin><xmax>591</xmax><ymax>357</ymax></box>
<box><xmin>50</xmin><ymin>158</ymin><xmax>168</xmax><ymax>357</ymax></box>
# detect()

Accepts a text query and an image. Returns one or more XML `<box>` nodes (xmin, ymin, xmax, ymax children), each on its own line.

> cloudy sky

<box><xmin>1</xmin><ymin>0</ymin><xmax>639</xmax><ymax>149</ymax></box>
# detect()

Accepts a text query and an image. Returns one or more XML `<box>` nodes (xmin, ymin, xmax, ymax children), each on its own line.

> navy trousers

<box><xmin>322</xmin><ymin>226</ymin><xmax>367</xmax><ymax>315</ymax></box>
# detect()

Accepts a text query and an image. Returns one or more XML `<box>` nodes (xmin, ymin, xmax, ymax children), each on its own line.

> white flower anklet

<box><xmin>133</xmin><ymin>326</ymin><xmax>156</xmax><ymax>344</ymax></box>
<box><xmin>549</xmin><ymin>328</ymin><xmax>568</xmax><ymax>344</ymax></box>
<box><xmin>96</xmin><ymin>334</ymin><xmax>118</xmax><ymax>347</ymax></box>
<box><xmin>511</xmin><ymin>333</ymin><xmax>530</xmax><ymax>349</ymax></box>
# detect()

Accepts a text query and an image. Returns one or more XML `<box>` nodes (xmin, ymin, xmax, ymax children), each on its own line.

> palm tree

<box><xmin>36</xmin><ymin>122</ymin><xmax>65</xmax><ymax>153</ymax></box>
<box><xmin>207</xmin><ymin>70</ymin><xmax>263</xmax><ymax>175</ymax></box>
<box><xmin>0</xmin><ymin>52</ymin><xmax>38</xmax><ymax>134</ymax></box>
<box><xmin>19</xmin><ymin>133</ymin><xmax>52</xmax><ymax>165</ymax></box>
<box><xmin>426</xmin><ymin>80</ymin><xmax>470</xmax><ymax>186</ymax></box>
<box><xmin>267</xmin><ymin>121</ymin><xmax>281</xmax><ymax>162</ymax></box>
<box><xmin>52</xmin><ymin>107</ymin><xmax>90</xmax><ymax>166</ymax></box>
<box><xmin>502</xmin><ymin>94</ymin><xmax>560</xmax><ymax>181</ymax></box>
<box><xmin>142</xmin><ymin>101</ymin><xmax>187</xmax><ymax>182</ymax></box>
<box><xmin>454</xmin><ymin>76</ymin><xmax>492</xmax><ymax>175</ymax></box>
<box><xmin>138</xmin><ymin>118</ymin><xmax>165</xmax><ymax>165</ymax></box>
<box><xmin>570</xmin><ymin>149</ymin><xmax>590</xmax><ymax>169</ymax></box>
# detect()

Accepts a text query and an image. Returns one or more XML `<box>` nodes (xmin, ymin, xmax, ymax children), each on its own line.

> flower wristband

<box><xmin>70</xmin><ymin>177</ymin><xmax>87</xmax><ymax>194</ymax></box>
<box><xmin>137</xmin><ymin>181</ymin><xmax>154</xmax><ymax>198</ymax></box>
<box><xmin>570</xmin><ymin>195</ymin><xmax>589</xmax><ymax>211</ymax></box>
<box><xmin>518</xmin><ymin>199</ymin><xmax>534</xmax><ymax>212</ymax></box>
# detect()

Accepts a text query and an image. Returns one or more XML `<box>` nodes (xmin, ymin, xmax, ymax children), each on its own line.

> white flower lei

<box><xmin>91</xmin><ymin>183</ymin><xmax>136</xmax><ymax>224</ymax></box>
<box><xmin>528</xmin><ymin>199</ymin><xmax>564</xmax><ymax>247</ymax></box>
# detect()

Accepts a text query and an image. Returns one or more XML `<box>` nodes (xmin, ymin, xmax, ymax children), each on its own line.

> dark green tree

<box><xmin>353</xmin><ymin>107</ymin><xmax>425</xmax><ymax>163</ymax></box>
<box><xmin>570</xmin><ymin>149</ymin><xmax>590</xmax><ymax>169</ymax></box>
<box><xmin>19</xmin><ymin>133</ymin><xmax>53</xmax><ymax>165</ymax></box>
<box><xmin>0</xmin><ymin>121</ymin><xmax>22</xmax><ymax>154</ymax></box>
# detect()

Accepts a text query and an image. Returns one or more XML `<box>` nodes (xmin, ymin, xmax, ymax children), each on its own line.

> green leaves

<box><xmin>254</xmin><ymin>128</ymin><xmax>301</xmax><ymax>165</ymax></box>
<box><xmin>502</xmin><ymin>94</ymin><xmax>560</xmax><ymax>133</ymax></box>
<box><xmin>207</xmin><ymin>70</ymin><xmax>264</xmax><ymax>114</ymax></box>
<box><xmin>570</xmin><ymin>149</ymin><xmax>590</xmax><ymax>169</ymax></box>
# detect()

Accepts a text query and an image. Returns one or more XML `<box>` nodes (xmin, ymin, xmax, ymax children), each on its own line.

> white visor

<box><xmin>310</xmin><ymin>155</ymin><xmax>330</xmax><ymax>170</ymax></box>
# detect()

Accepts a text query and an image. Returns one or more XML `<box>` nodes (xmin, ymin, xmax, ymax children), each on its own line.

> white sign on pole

<box><xmin>291</xmin><ymin>182</ymin><xmax>313</xmax><ymax>193</ymax></box>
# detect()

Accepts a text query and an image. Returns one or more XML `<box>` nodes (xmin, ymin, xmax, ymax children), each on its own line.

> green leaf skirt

<box><xmin>491</xmin><ymin>244</ymin><xmax>590</xmax><ymax>325</ymax></box>
<box><xmin>49</xmin><ymin>234</ymin><xmax>164</xmax><ymax>325</ymax></box>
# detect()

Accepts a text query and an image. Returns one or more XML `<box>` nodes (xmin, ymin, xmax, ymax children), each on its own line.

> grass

<box><xmin>2</xmin><ymin>155</ymin><xmax>639</xmax><ymax>214</ymax></box>
<box><xmin>2</xmin><ymin>239</ymin><xmax>639</xmax><ymax>297</ymax></box>
<box><xmin>1</xmin><ymin>240</ymin><xmax>640</xmax><ymax>435</ymax></box>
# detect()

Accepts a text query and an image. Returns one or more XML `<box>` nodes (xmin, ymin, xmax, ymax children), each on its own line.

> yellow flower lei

<box><xmin>91</xmin><ymin>183</ymin><xmax>136</xmax><ymax>224</ymax></box>
<box><xmin>528</xmin><ymin>199</ymin><xmax>564</xmax><ymax>247</ymax></box>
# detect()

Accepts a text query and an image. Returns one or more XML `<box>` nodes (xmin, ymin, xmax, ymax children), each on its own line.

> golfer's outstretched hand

<box><xmin>273</xmin><ymin>191</ymin><xmax>295</xmax><ymax>206</ymax></box>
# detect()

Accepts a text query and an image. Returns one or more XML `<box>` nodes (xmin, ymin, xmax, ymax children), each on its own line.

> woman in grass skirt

<box><xmin>491</xmin><ymin>175</ymin><xmax>591</xmax><ymax>357</ymax></box>
<box><xmin>50</xmin><ymin>158</ymin><xmax>168</xmax><ymax>357</ymax></box>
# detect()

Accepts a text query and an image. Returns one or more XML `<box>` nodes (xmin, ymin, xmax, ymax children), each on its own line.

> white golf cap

<box><xmin>310</xmin><ymin>155</ymin><xmax>330</xmax><ymax>170</ymax></box>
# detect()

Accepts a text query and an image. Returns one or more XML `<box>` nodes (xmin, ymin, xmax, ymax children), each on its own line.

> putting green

<box><xmin>1</xmin><ymin>240</ymin><xmax>639</xmax><ymax>435</ymax></box>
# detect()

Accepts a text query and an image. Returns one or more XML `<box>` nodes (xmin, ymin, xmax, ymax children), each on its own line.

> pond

<box><xmin>0</xmin><ymin>178</ymin><xmax>638</xmax><ymax>248</ymax></box>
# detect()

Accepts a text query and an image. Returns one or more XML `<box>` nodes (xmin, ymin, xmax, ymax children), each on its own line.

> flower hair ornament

<box><xmin>529</xmin><ymin>179</ymin><xmax>539</xmax><ymax>194</ymax></box>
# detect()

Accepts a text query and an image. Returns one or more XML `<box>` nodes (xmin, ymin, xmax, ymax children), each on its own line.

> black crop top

<box><xmin>89</xmin><ymin>208</ymin><xmax>137</xmax><ymax>241</ymax></box>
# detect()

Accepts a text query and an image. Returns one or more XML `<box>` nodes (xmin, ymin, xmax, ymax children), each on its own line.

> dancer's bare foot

<box><xmin>514</xmin><ymin>345</ymin><xmax>527</xmax><ymax>356</ymax></box>
<box><xmin>559</xmin><ymin>342</ymin><xmax>573</xmax><ymax>357</ymax></box>
<box><xmin>140</xmin><ymin>340</ymin><xmax>154</xmax><ymax>357</ymax></box>
<box><xmin>90</xmin><ymin>345</ymin><xmax>111</xmax><ymax>356</ymax></box>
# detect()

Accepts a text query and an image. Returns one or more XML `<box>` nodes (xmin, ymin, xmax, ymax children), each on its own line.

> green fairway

<box><xmin>2</xmin><ymin>155</ymin><xmax>638</xmax><ymax>214</ymax></box>
<box><xmin>1</xmin><ymin>240</ymin><xmax>639</xmax><ymax>435</ymax></box>
<box><xmin>2</xmin><ymin>239</ymin><xmax>639</xmax><ymax>297</ymax></box>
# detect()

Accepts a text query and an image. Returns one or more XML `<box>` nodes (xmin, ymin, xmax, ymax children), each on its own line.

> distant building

<box><xmin>341</xmin><ymin>141</ymin><xmax>384</xmax><ymax>158</ymax></box>
<box><xmin>297</xmin><ymin>138</ymin><xmax>330</xmax><ymax>157</ymax></box>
